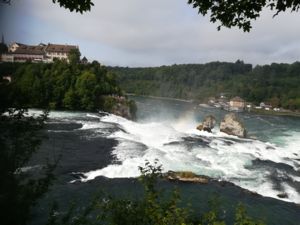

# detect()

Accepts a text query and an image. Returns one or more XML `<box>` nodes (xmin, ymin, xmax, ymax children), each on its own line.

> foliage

<box><xmin>2</xmin><ymin>0</ymin><xmax>300</xmax><ymax>31</ymax></box>
<box><xmin>52</xmin><ymin>0</ymin><xmax>94</xmax><ymax>13</ymax></box>
<box><xmin>0</xmin><ymin>108</ymin><xmax>55</xmax><ymax>225</ymax></box>
<box><xmin>187</xmin><ymin>0</ymin><xmax>300</xmax><ymax>32</ymax></box>
<box><xmin>100</xmin><ymin>95</ymin><xmax>136</xmax><ymax>119</ymax></box>
<box><xmin>110</xmin><ymin>61</ymin><xmax>300</xmax><ymax>110</ymax></box>
<box><xmin>0</xmin><ymin>61</ymin><xmax>123</xmax><ymax>111</ymax></box>
<box><xmin>68</xmin><ymin>48</ymin><xmax>81</xmax><ymax>65</ymax></box>
<box><xmin>50</xmin><ymin>0</ymin><xmax>300</xmax><ymax>32</ymax></box>
<box><xmin>234</xmin><ymin>204</ymin><xmax>265</xmax><ymax>225</ymax></box>
<box><xmin>46</xmin><ymin>160</ymin><xmax>191</xmax><ymax>225</ymax></box>
<box><xmin>75</xmin><ymin>71</ymin><xmax>98</xmax><ymax>110</ymax></box>
<box><xmin>101</xmin><ymin>95</ymin><xmax>117</xmax><ymax>112</ymax></box>
<box><xmin>46</xmin><ymin>161</ymin><xmax>265</xmax><ymax>225</ymax></box>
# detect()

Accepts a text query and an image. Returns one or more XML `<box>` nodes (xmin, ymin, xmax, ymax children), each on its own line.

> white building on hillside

<box><xmin>45</xmin><ymin>43</ymin><xmax>78</xmax><ymax>62</ymax></box>
<box><xmin>1</xmin><ymin>42</ymin><xmax>79</xmax><ymax>63</ymax></box>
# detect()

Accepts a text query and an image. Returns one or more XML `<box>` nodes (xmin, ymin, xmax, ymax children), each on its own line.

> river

<box><xmin>30</xmin><ymin>96</ymin><xmax>300</xmax><ymax>225</ymax></box>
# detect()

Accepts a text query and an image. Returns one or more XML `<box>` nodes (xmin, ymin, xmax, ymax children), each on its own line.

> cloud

<box><xmin>1</xmin><ymin>0</ymin><xmax>300</xmax><ymax>66</ymax></box>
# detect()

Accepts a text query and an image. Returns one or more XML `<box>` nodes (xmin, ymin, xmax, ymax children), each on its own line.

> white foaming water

<box><xmin>79</xmin><ymin>121</ymin><xmax>113</xmax><ymax>131</ymax></box>
<box><xmin>27</xmin><ymin>109</ymin><xmax>88</xmax><ymax>119</ymax></box>
<box><xmin>80</xmin><ymin>113</ymin><xmax>300</xmax><ymax>204</ymax></box>
<box><xmin>24</xmin><ymin>109</ymin><xmax>300</xmax><ymax>203</ymax></box>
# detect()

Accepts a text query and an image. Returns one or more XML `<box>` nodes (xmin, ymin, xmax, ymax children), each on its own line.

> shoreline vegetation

<box><xmin>0</xmin><ymin>61</ymin><xmax>137</xmax><ymax>119</ymax></box>
<box><xmin>111</xmin><ymin>61</ymin><xmax>300</xmax><ymax>112</ymax></box>
<box><xmin>126</xmin><ymin>93</ymin><xmax>194</xmax><ymax>103</ymax></box>
<box><xmin>250</xmin><ymin>107</ymin><xmax>300</xmax><ymax>117</ymax></box>
<box><xmin>2</xmin><ymin>60</ymin><xmax>300</xmax><ymax>119</ymax></box>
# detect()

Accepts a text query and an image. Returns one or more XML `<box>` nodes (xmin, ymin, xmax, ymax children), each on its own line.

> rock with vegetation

<box><xmin>197</xmin><ymin>115</ymin><xmax>216</xmax><ymax>132</ymax></box>
<box><xmin>165</xmin><ymin>171</ymin><xmax>209</xmax><ymax>184</ymax></box>
<box><xmin>220</xmin><ymin>113</ymin><xmax>246</xmax><ymax>138</ymax></box>
<box><xmin>102</xmin><ymin>95</ymin><xmax>137</xmax><ymax>120</ymax></box>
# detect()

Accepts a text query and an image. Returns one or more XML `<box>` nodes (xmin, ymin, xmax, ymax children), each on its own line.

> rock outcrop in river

<box><xmin>102</xmin><ymin>96</ymin><xmax>137</xmax><ymax>120</ymax></box>
<box><xmin>197</xmin><ymin>115</ymin><xmax>216</xmax><ymax>132</ymax></box>
<box><xmin>220</xmin><ymin>113</ymin><xmax>246</xmax><ymax>138</ymax></box>
<box><xmin>165</xmin><ymin>171</ymin><xmax>209</xmax><ymax>184</ymax></box>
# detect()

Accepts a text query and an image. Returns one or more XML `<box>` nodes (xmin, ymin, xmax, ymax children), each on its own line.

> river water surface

<box><xmin>30</xmin><ymin>96</ymin><xmax>300</xmax><ymax>224</ymax></box>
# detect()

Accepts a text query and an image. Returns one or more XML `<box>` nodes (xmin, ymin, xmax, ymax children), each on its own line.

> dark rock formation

<box><xmin>277</xmin><ymin>193</ymin><xmax>288</xmax><ymax>198</ymax></box>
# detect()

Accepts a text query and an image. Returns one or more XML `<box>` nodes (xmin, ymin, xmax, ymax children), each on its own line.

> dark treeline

<box><xmin>110</xmin><ymin>60</ymin><xmax>300</xmax><ymax>110</ymax></box>
<box><xmin>0</xmin><ymin>60</ymin><xmax>124</xmax><ymax>111</ymax></box>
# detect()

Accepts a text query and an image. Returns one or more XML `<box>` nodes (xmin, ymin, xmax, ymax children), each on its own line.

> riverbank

<box><xmin>127</xmin><ymin>93</ymin><xmax>300</xmax><ymax>118</ymax></box>
<box><xmin>250</xmin><ymin>108</ymin><xmax>300</xmax><ymax>117</ymax></box>
<box><xmin>126</xmin><ymin>93</ymin><xmax>193</xmax><ymax>103</ymax></box>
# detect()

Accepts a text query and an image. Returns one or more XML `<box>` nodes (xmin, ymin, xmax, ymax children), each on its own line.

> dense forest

<box><xmin>0</xmin><ymin>60</ymin><xmax>137</xmax><ymax>113</ymax></box>
<box><xmin>110</xmin><ymin>60</ymin><xmax>300</xmax><ymax>110</ymax></box>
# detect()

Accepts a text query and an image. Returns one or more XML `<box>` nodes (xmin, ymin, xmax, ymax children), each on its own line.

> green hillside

<box><xmin>110</xmin><ymin>60</ymin><xmax>300</xmax><ymax>109</ymax></box>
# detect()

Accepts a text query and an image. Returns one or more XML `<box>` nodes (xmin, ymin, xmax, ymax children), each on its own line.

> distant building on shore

<box><xmin>1</xmin><ymin>41</ymin><xmax>79</xmax><ymax>63</ymax></box>
<box><xmin>260</xmin><ymin>102</ymin><xmax>273</xmax><ymax>110</ymax></box>
<box><xmin>229</xmin><ymin>96</ymin><xmax>246</xmax><ymax>111</ymax></box>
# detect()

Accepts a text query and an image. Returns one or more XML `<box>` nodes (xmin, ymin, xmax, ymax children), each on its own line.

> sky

<box><xmin>1</xmin><ymin>0</ymin><xmax>300</xmax><ymax>67</ymax></box>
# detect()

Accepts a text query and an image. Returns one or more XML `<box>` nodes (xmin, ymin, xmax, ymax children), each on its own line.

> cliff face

<box><xmin>102</xmin><ymin>96</ymin><xmax>137</xmax><ymax>120</ymax></box>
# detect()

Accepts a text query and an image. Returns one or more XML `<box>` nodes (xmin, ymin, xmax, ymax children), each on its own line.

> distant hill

<box><xmin>109</xmin><ymin>60</ymin><xmax>300</xmax><ymax>110</ymax></box>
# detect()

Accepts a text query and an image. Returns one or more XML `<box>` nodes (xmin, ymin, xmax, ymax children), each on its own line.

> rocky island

<box><xmin>197</xmin><ymin>113</ymin><xmax>247</xmax><ymax>138</ymax></box>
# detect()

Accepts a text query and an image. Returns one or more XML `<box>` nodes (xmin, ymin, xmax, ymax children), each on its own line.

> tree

<box><xmin>75</xmin><ymin>71</ymin><xmax>98</xmax><ymax>110</ymax></box>
<box><xmin>2</xmin><ymin>0</ymin><xmax>300</xmax><ymax>31</ymax></box>
<box><xmin>0</xmin><ymin>108</ymin><xmax>55</xmax><ymax>225</ymax></box>
<box><xmin>68</xmin><ymin>48</ymin><xmax>81</xmax><ymax>65</ymax></box>
<box><xmin>0</xmin><ymin>71</ymin><xmax>56</xmax><ymax>225</ymax></box>
<box><xmin>53</xmin><ymin>0</ymin><xmax>300</xmax><ymax>32</ymax></box>
<box><xmin>187</xmin><ymin>0</ymin><xmax>300</xmax><ymax>32</ymax></box>
<box><xmin>63</xmin><ymin>88</ymin><xmax>78</xmax><ymax>109</ymax></box>
<box><xmin>52</xmin><ymin>0</ymin><xmax>94</xmax><ymax>13</ymax></box>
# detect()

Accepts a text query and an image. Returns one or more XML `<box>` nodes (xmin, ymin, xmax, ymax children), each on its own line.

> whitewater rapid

<box><xmin>58</xmin><ymin>112</ymin><xmax>300</xmax><ymax>204</ymax></box>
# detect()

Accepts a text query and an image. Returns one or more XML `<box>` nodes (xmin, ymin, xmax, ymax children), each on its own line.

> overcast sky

<box><xmin>1</xmin><ymin>0</ymin><xmax>300</xmax><ymax>67</ymax></box>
